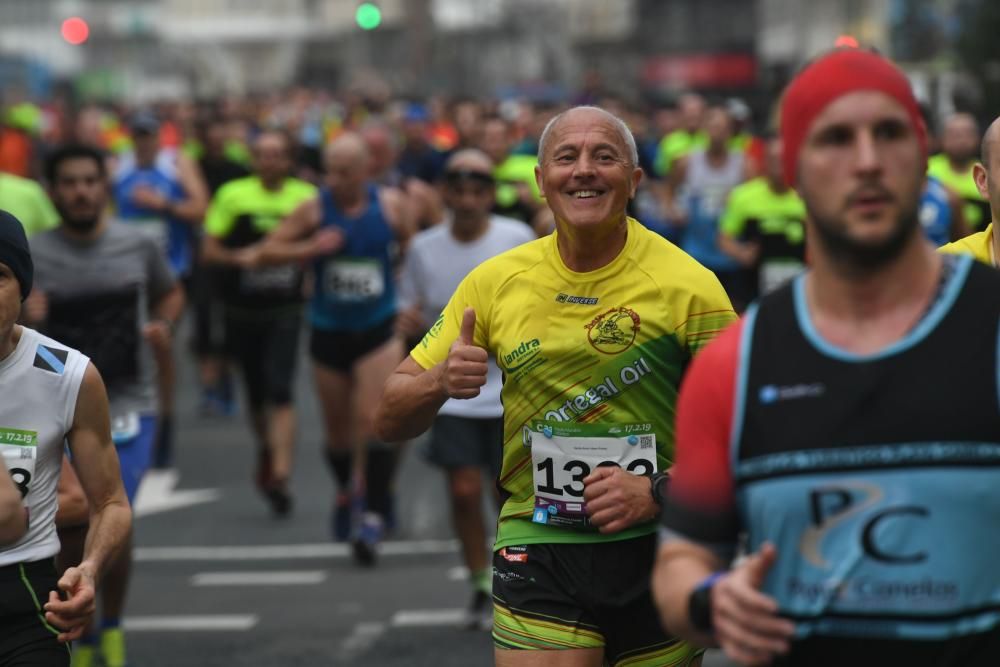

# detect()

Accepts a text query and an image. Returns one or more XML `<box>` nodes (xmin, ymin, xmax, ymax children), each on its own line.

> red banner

<box><xmin>642</xmin><ymin>53</ymin><xmax>757</xmax><ymax>88</ymax></box>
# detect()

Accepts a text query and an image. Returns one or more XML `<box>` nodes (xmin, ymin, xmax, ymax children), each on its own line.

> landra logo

<box><xmin>420</xmin><ymin>313</ymin><xmax>446</xmax><ymax>349</ymax></box>
<box><xmin>503</xmin><ymin>339</ymin><xmax>542</xmax><ymax>372</ymax></box>
<box><xmin>585</xmin><ymin>307</ymin><xmax>640</xmax><ymax>354</ymax></box>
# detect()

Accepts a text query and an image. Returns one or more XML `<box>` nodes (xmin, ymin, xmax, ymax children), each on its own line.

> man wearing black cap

<box><xmin>0</xmin><ymin>208</ymin><xmax>131</xmax><ymax>666</ymax></box>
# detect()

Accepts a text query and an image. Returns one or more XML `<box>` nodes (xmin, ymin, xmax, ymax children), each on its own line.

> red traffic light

<box><xmin>61</xmin><ymin>17</ymin><xmax>90</xmax><ymax>45</ymax></box>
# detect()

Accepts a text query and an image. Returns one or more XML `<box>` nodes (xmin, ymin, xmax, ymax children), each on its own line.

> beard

<box><xmin>62</xmin><ymin>215</ymin><xmax>101</xmax><ymax>233</ymax></box>
<box><xmin>809</xmin><ymin>199</ymin><xmax>921</xmax><ymax>275</ymax></box>
<box><xmin>55</xmin><ymin>201</ymin><xmax>101</xmax><ymax>233</ymax></box>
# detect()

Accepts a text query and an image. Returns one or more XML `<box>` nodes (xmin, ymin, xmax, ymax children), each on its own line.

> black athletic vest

<box><xmin>730</xmin><ymin>255</ymin><xmax>1000</xmax><ymax>661</ymax></box>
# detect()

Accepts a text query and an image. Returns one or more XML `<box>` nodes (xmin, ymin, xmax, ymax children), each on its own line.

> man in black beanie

<box><xmin>0</xmin><ymin>207</ymin><xmax>132</xmax><ymax>666</ymax></box>
<box><xmin>0</xmin><ymin>209</ymin><xmax>33</xmax><ymax>302</ymax></box>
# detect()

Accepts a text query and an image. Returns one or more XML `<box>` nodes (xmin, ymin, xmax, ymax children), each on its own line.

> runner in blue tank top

<box><xmin>112</xmin><ymin>112</ymin><xmax>208</xmax><ymax>279</ymax></box>
<box><xmin>255</xmin><ymin>132</ymin><xmax>413</xmax><ymax>565</ymax></box>
<box><xmin>112</xmin><ymin>111</ymin><xmax>208</xmax><ymax>471</ymax></box>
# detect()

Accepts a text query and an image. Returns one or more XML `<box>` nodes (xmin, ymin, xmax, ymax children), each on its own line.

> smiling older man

<box><xmin>376</xmin><ymin>105</ymin><xmax>735</xmax><ymax>667</ymax></box>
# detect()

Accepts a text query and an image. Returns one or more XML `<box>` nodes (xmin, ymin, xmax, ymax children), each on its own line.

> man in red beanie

<box><xmin>652</xmin><ymin>48</ymin><xmax>1000</xmax><ymax>666</ymax></box>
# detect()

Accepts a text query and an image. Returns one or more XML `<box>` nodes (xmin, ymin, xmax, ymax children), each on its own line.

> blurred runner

<box><xmin>190</xmin><ymin>115</ymin><xmax>251</xmax><ymax>418</ymax></box>
<box><xmin>939</xmin><ymin>115</ymin><xmax>999</xmax><ymax>265</ymax></box>
<box><xmin>927</xmin><ymin>112</ymin><xmax>991</xmax><ymax>231</ymax></box>
<box><xmin>27</xmin><ymin>145</ymin><xmax>182</xmax><ymax>667</ymax></box>
<box><xmin>718</xmin><ymin>136</ymin><xmax>808</xmax><ymax>297</ymax></box>
<box><xmin>201</xmin><ymin>130</ymin><xmax>317</xmax><ymax>516</ymax></box>
<box><xmin>670</xmin><ymin>106</ymin><xmax>753</xmax><ymax>309</ymax></box>
<box><xmin>0</xmin><ymin>209</ymin><xmax>131</xmax><ymax>667</ymax></box>
<box><xmin>258</xmin><ymin>132</ymin><xmax>413</xmax><ymax>565</ymax></box>
<box><xmin>112</xmin><ymin>110</ymin><xmax>208</xmax><ymax>469</ymax></box>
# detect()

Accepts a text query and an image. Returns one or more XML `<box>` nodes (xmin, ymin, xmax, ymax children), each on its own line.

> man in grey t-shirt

<box><xmin>397</xmin><ymin>149</ymin><xmax>534</xmax><ymax>628</ymax></box>
<box><xmin>24</xmin><ymin>145</ymin><xmax>184</xmax><ymax>667</ymax></box>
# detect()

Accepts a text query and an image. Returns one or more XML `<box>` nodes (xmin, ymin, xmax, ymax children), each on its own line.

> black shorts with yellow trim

<box><xmin>0</xmin><ymin>558</ymin><xmax>70</xmax><ymax>666</ymax></box>
<box><xmin>492</xmin><ymin>533</ymin><xmax>702</xmax><ymax>666</ymax></box>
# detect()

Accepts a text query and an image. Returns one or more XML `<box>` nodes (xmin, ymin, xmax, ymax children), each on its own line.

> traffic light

<box><xmin>355</xmin><ymin>3</ymin><xmax>382</xmax><ymax>30</ymax></box>
<box><xmin>61</xmin><ymin>17</ymin><xmax>90</xmax><ymax>45</ymax></box>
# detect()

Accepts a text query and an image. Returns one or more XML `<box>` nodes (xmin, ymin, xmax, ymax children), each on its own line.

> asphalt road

<box><xmin>122</xmin><ymin>329</ymin><xmax>733</xmax><ymax>666</ymax></box>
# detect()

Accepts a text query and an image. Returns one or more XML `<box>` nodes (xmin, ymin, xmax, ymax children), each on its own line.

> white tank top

<box><xmin>0</xmin><ymin>327</ymin><xmax>88</xmax><ymax>566</ymax></box>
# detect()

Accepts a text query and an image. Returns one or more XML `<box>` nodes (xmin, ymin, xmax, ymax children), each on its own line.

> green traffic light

<box><xmin>356</xmin><ymin>3</ymin><xmax>382</xmax><ymax>30</ymax></box>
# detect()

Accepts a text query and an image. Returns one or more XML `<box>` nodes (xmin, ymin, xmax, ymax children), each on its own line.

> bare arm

<box><xmin>654</xmin><ymin>539</ymin><xmax>795</xmax><ymax>665</ymax></box>
<box><xmin>44</xmin><ymin>363</ymin><xmax>132</xmax><ymax>642</ymax></box>
<box><xmin>0</xmin><ymin>463</ymin><xmax>27</xmax><ymax>545</ymax></box>
<box><xmin>255</xmin><ymin>197</ymin><xmax>335</xmax><ymax>266</ymax></box>
<box><xmin>718</xmin><ymin>232</ymin><xmax>760</xmax><ymax>267</ymax></box>
<box><xmin>376</xmin><ymin>308</ymin><xmax>488</xmax><ymax>442</ymax></box>
<box><xmin>172</xmin><ymin>153</ymin><xmax>209</xmax><ymax>224</ymax></box>
<box><xmin>143</xmin><ymin>282</ymin><xmax>186</xmax><ymax>352</ymax></box>
<box><xmin>653</xmin><ymin>539</ymin><xmax>724</xmax><ymax>645</ymax></box>
<box><xmin>201</xmin><ymin>233</ymin><xmax>248</xmax><ymax>268</ymax></box>
<box><xmin>55</xmin><ymin>455</ymin><xmax>89</xmax><ymax>529</ymax></box>
<box><xmin>375</xmin><ymin>356</ymin><xmax>450</xmax><ymax>442</ymax></box>
<box><xmin>380</xmin><ymin>187</ymin><xmax>417</xmax><ymax>249</ymax></box>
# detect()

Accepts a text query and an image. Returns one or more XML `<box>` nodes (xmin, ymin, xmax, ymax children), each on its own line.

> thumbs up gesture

<box><xmin>441</xmin><ymin>307</ymin><xmax>489</xmax><ymax>399</ymax></box>
<box><xmin>712</xmin><ymin>543</ymin><xmax>795</xmax><ymax>665</ymax></box>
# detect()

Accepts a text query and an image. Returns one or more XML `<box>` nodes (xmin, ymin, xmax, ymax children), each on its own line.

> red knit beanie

<box><xmin>780</xmin><ymin>49</ymin><xmax>927</xmax><ymax>186</ymax></box>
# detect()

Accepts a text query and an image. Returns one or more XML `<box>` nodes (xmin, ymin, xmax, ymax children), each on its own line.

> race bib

<box><xmin>760</xmin><ymin>261</ymin><xmax>804</xmax><ymax>295</ymax></box>
<box><xmin>0</xmin><ymin>427</ymin><xmax>38</xmax><ymax>500</ymax></box>
<box><xmin>240</xmin><ymin>266</ymin><xmax>298</xmax><ymax>293</ymax></box>
<box><xmin>324</xmin><ymin>259</ymin><xmax>384</xmax><ymax>302</ymax></box>
<box><xmin>110</xmin><ymin>412</ymin><xmax>141</xmax><ymax>445</ymax></box>
<box><xmin>524</xmin><ymin>421</ymin><xmax>657</xmax><ymax>529</ymax></box>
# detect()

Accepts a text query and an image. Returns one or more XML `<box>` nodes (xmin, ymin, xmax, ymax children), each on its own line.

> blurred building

<box><xmin>0</xmin><ymin>0</ymin><xmax>982</xmax><ymax>117</ymax></box>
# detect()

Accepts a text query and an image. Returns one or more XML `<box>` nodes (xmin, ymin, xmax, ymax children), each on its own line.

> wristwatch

<box><xmin>649</xmin><ymin>471</ymin><xmax>670</xmax><ymax>507</ymax></box>
<box><xmin>688</xmin><ymin>572</ymin><xmax>724</xmax><ymax>634</ymax></box>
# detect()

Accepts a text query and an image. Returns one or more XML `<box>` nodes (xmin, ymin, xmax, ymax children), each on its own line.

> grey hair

<box><xmin>537</xmin><ymin>105</ymin><xmax>639</xmax><ymax>167</ymax></box>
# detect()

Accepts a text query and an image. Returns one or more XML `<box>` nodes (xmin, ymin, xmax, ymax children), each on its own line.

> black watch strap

<box><xmin>649</xmin><ymin>471</ymin><xmax>670</xmax><ymax>506</ymax></box>
<box><xmin>688</xmin><ymin>572</ymin><xmax>723</xmax><ymax>634</ymax></box>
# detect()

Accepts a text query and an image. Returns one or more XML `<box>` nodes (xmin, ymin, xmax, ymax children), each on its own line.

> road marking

<box><xmin>123</xmin><ymin>615</ymin><xmax>258</xmax><ymax>631</ymax></box>
<box><xmin>135</xmin><ymin>539</ymin><xmax>459</xmax><ymax>562</ymax></box>
<box><xmin>133</xmin><ymin>469</ymin><xmax>220</xmax><ymax>518</ymax></box>
<box><xmin>191</xmin><ymin>570</ymin><xmax>328</xmax><ymax>586</ymax></box>
<box><xmin>392</xmin><ymin>609</ymin><xmax>467</xmax><ymax>627</ymax></box>
<box><xmin>447</xmin><ymin>566</ymin><xmax>468</xmax><ymax>581</ymax></box>
<box><xmin>339</xmin><ymin>621</ymin><xmax>386</xmax><ymax>659</ymax></box>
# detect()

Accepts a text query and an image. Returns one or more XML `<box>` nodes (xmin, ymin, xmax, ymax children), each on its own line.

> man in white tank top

<box><xmin>0</xmin><ymin>209</ymin><xmax>131</xmax><ymax>666</ymax></box>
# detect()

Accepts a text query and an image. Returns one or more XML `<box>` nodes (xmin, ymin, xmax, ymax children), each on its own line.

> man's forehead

<box><xmin>807</xmin><ymin>90</ymin><xmax>912</xmax><ymax>132</ymax></box>
<box><xmin>549</xmin><ymin>114</ymin><xmax>626</xmax><ymax>148</ymax></box>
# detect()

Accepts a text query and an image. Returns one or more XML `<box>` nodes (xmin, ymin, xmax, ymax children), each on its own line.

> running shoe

<box><xmin>352</xmin><ymin>512</ymin><xmax>384</xmax><ymax>567</ymax></box>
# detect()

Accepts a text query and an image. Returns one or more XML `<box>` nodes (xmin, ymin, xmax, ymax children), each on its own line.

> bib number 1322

<box><xmin>525</xmin><ymin>421</ymin><xmax>656</xmax><ymax>529</ymax></box>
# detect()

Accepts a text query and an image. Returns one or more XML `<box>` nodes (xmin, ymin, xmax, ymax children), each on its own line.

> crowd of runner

<box><xmin>0</xmin><ymin>43</ymin><xmax>998</xmax><ymax>667</ymax></box>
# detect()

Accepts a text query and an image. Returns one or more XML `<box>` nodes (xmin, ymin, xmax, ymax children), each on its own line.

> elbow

<box><xmin>372</xmin><ymin>401</ymin><xmax>399</xmax><ymax>443</ymax></box>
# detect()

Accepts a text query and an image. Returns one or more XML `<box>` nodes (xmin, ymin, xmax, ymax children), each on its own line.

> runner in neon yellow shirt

<box><xmin>927</xmin><ymin>113</ymin><xmax>991</xmax><ymax>231</ymax></box>
<box><xmin>939</xmin><ymin>115</ymin><xmax>1000</xmax><ymax>267</ymax></box>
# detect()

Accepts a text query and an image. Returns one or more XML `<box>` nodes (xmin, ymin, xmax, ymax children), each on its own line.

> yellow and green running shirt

<box><xmin>939</xmin><ymin>223</ymin><xmax>996</xmax><ymax>267</ymax></box>
<box><xmin>411</xmin><ymin>217</ymin><xmax>736</xmax><ymax>549</ymax></box>
<box><xmin>927</xmin><ymin>154</ymin><xmax>990</xmax><ymax>231</ymax></box>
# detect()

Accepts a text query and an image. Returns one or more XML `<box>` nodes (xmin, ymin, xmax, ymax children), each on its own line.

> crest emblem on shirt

<box><xmin>585</xmin><ymin>307</ymin><xmax>640</xmax><ymax>354</ymax></box>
